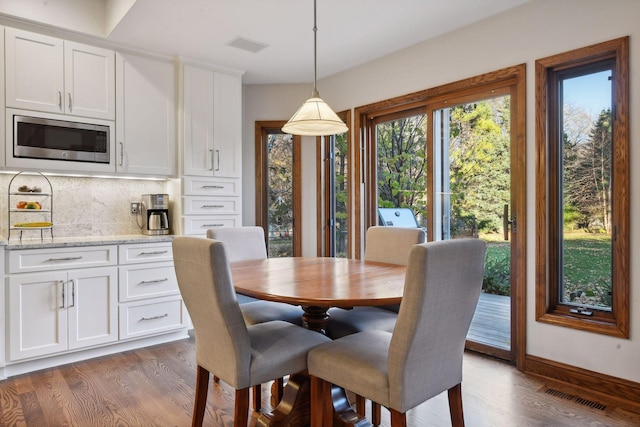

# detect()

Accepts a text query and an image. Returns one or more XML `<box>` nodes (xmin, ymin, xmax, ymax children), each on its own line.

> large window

<box><xmin>535</xmin><ymin>37</ymin><xmax>629</xmax><ymax>337</ymax></box>
<box><xmin>255</xmin><ymin>121</ymin><xmax>302</xmax><ymax>257</ymax></box>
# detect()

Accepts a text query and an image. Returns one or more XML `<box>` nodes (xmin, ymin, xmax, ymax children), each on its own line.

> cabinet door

<box><xmin>8</xmin><ymin>271</ymin><xmax>68</xmax><ymax>360</ymax></box>
<box><xmin>67</xmin><ymin>267</ymin><xmax>118</xmax><ymax>350</ymax></box>
<box><xmin>5</xmin><ymin>28</ymin><xmax>64</xmax><ymax>113</ymax></box>
<box><xmin>64</xmin><ymin>41</ymin><xmax>115</xmax><ymax>120</ymax></box>
<box><xmin>183</xmin><ymin>64</ymin><xmax>214</xmax><ymax>176</ymax></box>
<box><xmin>213</xmin><ymin>72</ymin><xmax>241</xmax><ymax>178</ymax></box>
<box><xmin>116</xmin><ymin>53</ymin><xmax>176</xmax><ymax>176</ymax></box>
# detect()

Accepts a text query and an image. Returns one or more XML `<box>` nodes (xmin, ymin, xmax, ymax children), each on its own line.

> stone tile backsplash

<box><xmin>1</xmin><ymin>173</ymin><xmax>167</xmax><ymax>240</ymax></box>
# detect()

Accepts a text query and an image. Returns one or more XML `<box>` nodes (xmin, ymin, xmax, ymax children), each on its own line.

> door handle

<box><xmin>68</xmin><ymin>93</ymin><xmax>73</xmax><ymax>112</ymax></box>
<box><xmin>503</xmin><ymin>204</ymin><xmax>516</xmax><ymax>240</ymax></box>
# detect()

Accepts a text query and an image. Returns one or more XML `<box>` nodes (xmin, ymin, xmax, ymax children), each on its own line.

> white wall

<box><xmin>243</xmin><ymin>0</ymin><xmax>640</xmax><ymax>382</ymax></box>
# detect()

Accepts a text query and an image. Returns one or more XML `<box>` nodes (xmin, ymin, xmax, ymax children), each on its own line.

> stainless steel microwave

<box><xmin>12</xmin><ymin>113</ymin><xmax>111</xmax><ymax>164</ymax></box>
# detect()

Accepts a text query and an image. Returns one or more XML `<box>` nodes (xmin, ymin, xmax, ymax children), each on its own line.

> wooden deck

<box><xmin>467</xmin><ymin>292</ymin><xmax>511</xmax><ymax>350</ymax></box>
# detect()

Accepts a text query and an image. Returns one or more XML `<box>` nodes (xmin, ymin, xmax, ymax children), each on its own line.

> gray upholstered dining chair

<box><xmin>326</xmin><ymin>226</ymin><xmax>425</xmax><ymax>339</ymax></box>
<box><xmin>173</xmin><ymin>236</ymin><xmax>330</xmax><ymax>427</ymax></box>
<box><xmin>308</xmin><ymin>238</ymin><xmax>486</xmax><ymax>427</ymax></box>
<box><xmin>206</xmin><ymin>226</ymin><xmax>304</xmax><ymax>326</ymax></box>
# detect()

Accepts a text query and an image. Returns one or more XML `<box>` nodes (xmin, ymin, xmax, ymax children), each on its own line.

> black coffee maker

<box><xmin>141</xmin><ymin>194</ymin><xmax>169</xmax><ymax>235</ymax></box>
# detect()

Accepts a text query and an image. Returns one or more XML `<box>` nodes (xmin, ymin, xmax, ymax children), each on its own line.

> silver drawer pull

<box><xmin>139</xmin><ymin>250</ymin><xmax>169</xmax><ymax>255</ymax></box>
<box><xmin>201</xmin><ymin>224</ymin><xmax>224</xmax><ymax>227</ymax></box>
<box><xmin>201</xmin><ymin>205</ymin><xmax>224</xmax><ymax>208</ymax></box>
<box><xmin>140</xmin><ymin>313</ymin><xmax>169</xmax><ymax>321</ymax></box>
<box><xmin>47</xmin><ymin>256</ymin><xmax>83</xmax><ymax>262</ymax></box>
<box><xmin>201</xmin><ymin>185</ymin><xmax>224</xmax><ymax>189</ymax></box>
<box><xmin>140</xmin><ymin>278</ymin><xmax>169</xmax><ymax>284</ymax></box>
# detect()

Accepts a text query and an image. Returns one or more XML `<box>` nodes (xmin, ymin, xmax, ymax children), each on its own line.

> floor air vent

<box><xmin>543</xmin><ymin>387</ymin><xmax>607</xmax><ymax>411</ymax></box>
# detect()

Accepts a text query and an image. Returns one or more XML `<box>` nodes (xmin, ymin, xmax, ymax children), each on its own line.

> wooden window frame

<box><xmin>535</xmin><ymin>37</ymin><xmax>630</xmax><ymax>338</ymax></box>
<box><xmin>255</xmin><ymin>121</ymin><xmax>302</xmax><ymax>256</ymax></box>
<box><xmin>316</xmin><ymin>110</ymin><xmax>352</xmax><ymax>257</ymax></box>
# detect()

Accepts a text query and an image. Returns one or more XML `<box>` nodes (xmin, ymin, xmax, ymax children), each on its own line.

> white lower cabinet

<box><xmin>117</xmin><ymin>242</ymin><xmax>186</xmax><ymax>339</ymax></box>
<box><xmin>4</xmin><ymin>240</ymin><xmax>187</xmax><ymax>369</ymax></box>
<box><xmin>8</xmin><ymin>266</ymin><xmax>118</xmax><ymax>361</ymax></box>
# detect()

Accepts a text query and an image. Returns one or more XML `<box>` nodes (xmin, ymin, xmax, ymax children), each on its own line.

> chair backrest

<box><xmin>387</xmin><ymin>238</ymin><xmax>486</xmax><ymax>413</ymax></box>
<box><xmin>172</xmin><ymin>236</ymin><xmax>252</xmax><ymax>388</ymax></box>
<box><xmin>364</xmin><ymin>226</ymin><xmax>425</xmax><ymax>266</ymax></box>
<box><xmin>206</xmin><ymin>226</ymin><xmax>268</xmax><ymax>262</ymax></box>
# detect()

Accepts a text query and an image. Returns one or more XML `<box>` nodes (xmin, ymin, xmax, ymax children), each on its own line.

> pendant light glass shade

<box><xmin>282</xmin><ymin>0</ymin><xmax>348</xmax><ymax>136</ymax></box>
<box><xmin>282</xmin><ymin>90</ymin><xmax>348</xmax><ymax>136</ymax></box>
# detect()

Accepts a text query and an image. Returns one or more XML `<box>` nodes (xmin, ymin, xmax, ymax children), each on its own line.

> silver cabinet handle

<box><xmin>140</xmin><ymin>313</ymin><xmax>169</xmax><ymax>321</ymax></box>
<box><xmin>58</xmin><ymin>280</ymin><xmax>65</xmax><ymax>309</ymax></box>
<box><xmin>69</xmin><ymin>279</ymin><xmax>76</xmax><ymax>308</ymax></box>
<box><xmin>139</xmin><ymin>250</ymin><xmax>168</xmax><ymax>255</ymax></box>
<box><xmin>140</xmin><ymin>278</ymin><xmax>169</xmax><ymax>284</ymax></box>
<box><xmin>202</xmin><ymin>224</ymin><xmax>224</xmax><ymax>227</ymax></box>
<box><xmin>215</xmin><ymin>149</ymin><xmax>220</xmax><ymax>171</ymax></box>
<box><xmin>47</xmin><ymin>256</ymin><xmax>83</xmax><ymax>262</ymax></box>
<box><xmin>201</xmin><ymin>205</ymin><xmax>224</xmax><ymax>208</ymax></box>
<box><xmin>201</xmin><ymin>185</ymin><xmax>224</xmax><ymax>189</ymax></box>
<box><xmin>119</xmin><ymin>142</ymin><xmax>124</xmax><ymax>166</ymax></box>
<box><xmin>68</xmin><ymin>93</ymin><xmax>72</xmax><ymax>112</ymax></box>
<box><xmin>58</xmin><ymin>91</ymin><xmax>62</xmax><ymax>110</ymax></box>
<box><xmin>209</xmin><ymin>149</ymin><xmax>214</xmax><ymax>171</ymax></box>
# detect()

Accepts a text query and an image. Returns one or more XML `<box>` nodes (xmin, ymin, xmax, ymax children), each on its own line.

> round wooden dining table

<box><xmin>229</xmin><ymin>256</ymin><xmax>407</xmax><ymax>426</ymax></box>
<box><xmin>230</xmin><ymin>256</ymin><xmax>406</xmax><ymax>334</ymax></box>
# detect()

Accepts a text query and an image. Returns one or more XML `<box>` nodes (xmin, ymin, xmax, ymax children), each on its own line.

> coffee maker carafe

<box><xmin>141</xmin><ymin>194</ymin><xmax>169</xmax><ymax>235</ymax></box>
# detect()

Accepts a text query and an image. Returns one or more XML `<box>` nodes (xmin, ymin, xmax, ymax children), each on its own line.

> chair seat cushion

<box><xmin>326</xmin><ymin>307</ymin><xmax>397</xmax><ymax>339</ymax></box>
<box><xmin>241</xmin><ymin>301</ymin><xmax>304</xmax><ymax>326</ymax></box>
<box><xmin>308</xmin><ymin>330</ymin><xmax>393</xmax><ymax>407</ymax></box>
<box><xmin>247</xmin><ymin>321</ymin><xmax>331</xmax><ymax>387</ymax></box>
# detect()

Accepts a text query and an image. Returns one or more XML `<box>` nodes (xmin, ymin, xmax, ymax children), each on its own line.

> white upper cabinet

<box><xmin>5</xmin><ymin>28</ymin><xmax>115</xmax><ymax>120</ymax></box>
<box><xmin>116</xmin><ymin>52</ymin><xmax>176</xmax><ymax>176</ymax></box>
<box><xmin>182</xmin><ymin>64</ymin><xmax>241</xmax><ymax>178</ymax></box>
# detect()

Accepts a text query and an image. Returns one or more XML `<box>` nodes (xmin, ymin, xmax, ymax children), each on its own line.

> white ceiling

<box><xmin>1</xmin><ymin>0</ymin><xmax>531</xmax><ymax>84</ymax></box>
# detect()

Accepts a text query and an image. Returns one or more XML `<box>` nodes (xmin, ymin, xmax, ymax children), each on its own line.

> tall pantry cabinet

<box><xmin>172</xmin><ymin>63</ymin><xmax>243</xmax><ymax>235</ymax></box>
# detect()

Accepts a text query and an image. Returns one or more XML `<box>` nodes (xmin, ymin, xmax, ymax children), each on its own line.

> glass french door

<box><xmin>431</xmin><ymin>90</ymin><xmax>514</xmax><ymax>359</ymax></box>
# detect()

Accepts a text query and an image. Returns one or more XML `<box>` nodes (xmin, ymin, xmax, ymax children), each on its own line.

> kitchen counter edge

<box><xmin>0</xmin><ymin>234</ymin><xmax>176</xmax><ymax>250</ymax></box>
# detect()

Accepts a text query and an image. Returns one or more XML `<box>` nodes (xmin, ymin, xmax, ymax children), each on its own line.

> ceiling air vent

<box><xmin>226</xmin><ymin>37</ymin><xmax>269</xmax><ymax>54</ymax></box>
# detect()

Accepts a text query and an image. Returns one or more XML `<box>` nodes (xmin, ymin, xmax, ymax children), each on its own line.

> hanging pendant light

<box><xmin>282</xmin><ymin>0</ymin><xmax>348</xmax><ymax>136</ymax></box>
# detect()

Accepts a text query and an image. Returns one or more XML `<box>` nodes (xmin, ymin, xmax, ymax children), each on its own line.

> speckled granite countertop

<box><xmin>0</xmin><ymin>234</ymin><xmax>175</xmax><ymax>250</ymax></box>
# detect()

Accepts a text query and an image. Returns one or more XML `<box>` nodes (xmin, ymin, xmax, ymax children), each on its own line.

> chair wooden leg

<box><xmin>310</xmin><ymin>375</ymin><xmax>333</xmax><ymax>427</ymax></box>
<box><xmin>192</xmin><ymin>365</ymin><xmax>210</xmax><ymax>427</ymax></box>
<box><xmin>234</xmin><ymin>388</ymin><xmax>250</xmax><ymax>426</ymax></box>
<box><xmin>355</xmin><ymin>394</ymin><xmax>366</xmax><ymax>418</ymax></box>
<box><xmin>389</xmin><ymin>409</ymin><xmax>406</xmax><ymax>427</ymax></box>
<box><xmin>252</xmin><ymin>385</ymin><xmax>262</xmax><ymax>411</ymax></box>
<box><xmin>371</xmin><ymin>401</ymin><xmax>382</xmax><ymax>425</ymax></box>
<box><xmin>448</xmin><ymin>383</ymin><xmax>465</xmax><ymax>427</ymax></box>
<box><xmin>310</xmin><ymin>375</ymin><xmax>324</xmax><ymax>427</ymax></box>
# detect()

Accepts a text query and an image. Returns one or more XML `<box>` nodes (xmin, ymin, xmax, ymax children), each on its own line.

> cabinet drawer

<box><xmin>183</xmin><ymin>196</ymin><xmax>239</xmax><ymax>215</ymax></box>
<box><xmin>118</xmin><ymin>242</ymin><xmax>173</xmax><ymax>264</ymax></box>
<box><xmin>119</xmin><ymin>296</ymin><xmax>186</xmax><ymax>339</ymax></box>
<box><xmin>183</xmin><ymin>176</ymin><xmax>239</xmax><ymax>196</ymax></box>
<box><xmin>182</xmin><ymin>216</ymin><xmax>238</xmax><ymax>235</ymax></box>
<box><xmin>8</xmin><ymin>245</ymin><xmax>117</xmax><ymax>274</ymax></box>
<box><xmin>119</xmin><ymin>261</ymin><xmax>179</xmax><ymax>302</ymax></box>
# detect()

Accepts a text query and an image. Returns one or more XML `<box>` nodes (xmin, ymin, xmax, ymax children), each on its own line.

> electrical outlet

<box><xmin>130</xmin><ymin>202</ymin><xmax>139</xmax><ymax>214</ymax></box>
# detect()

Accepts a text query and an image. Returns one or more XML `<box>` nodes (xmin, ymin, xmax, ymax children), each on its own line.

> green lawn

<box><xmin>482</xmin><ymin>232</ymin><xmax>611</xmax><ymax>307</ymax></box>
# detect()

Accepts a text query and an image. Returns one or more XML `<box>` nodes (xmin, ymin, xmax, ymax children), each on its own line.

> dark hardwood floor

<box><xmin>0</xmin><ymin>335</ymin><xmax>638</xmax><ymax>426</ymax></box>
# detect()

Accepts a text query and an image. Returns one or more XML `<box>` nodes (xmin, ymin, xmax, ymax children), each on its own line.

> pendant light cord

<box><xmin>312</xmin><ymin>0</ymin><xmax>319</xmax><ymax>97</ymax></box>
